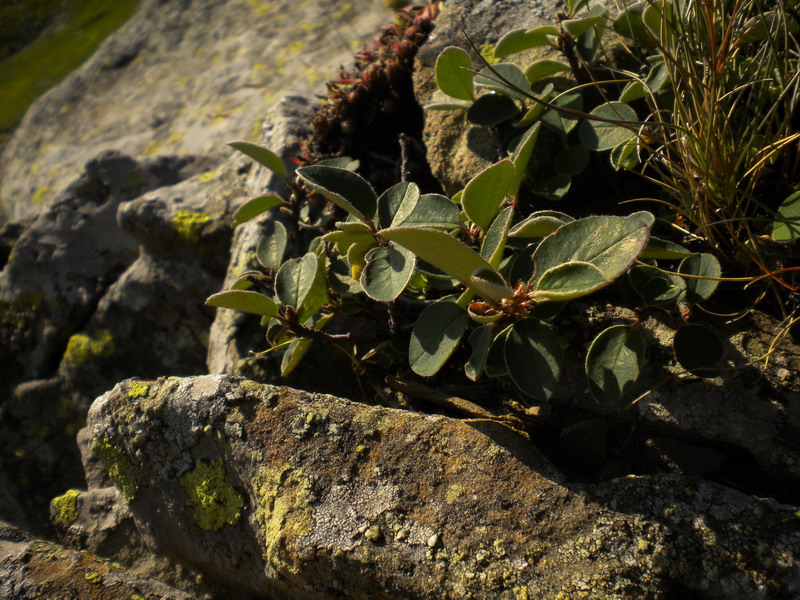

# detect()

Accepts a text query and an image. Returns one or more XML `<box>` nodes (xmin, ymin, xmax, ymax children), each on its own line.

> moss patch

<box><xmin>93</xmin><ymin>437</ymin><xmax>139</xmax><ymax>502</ymax></box>
<box><xmin>63</xmin><ymin>329</ymin><xmax>114</xmax><ymax>366</ymax></box>
<box><xmin>172</xmin><ymin>209</ymin><xmax>210</xmax><ymax>243</ymax></box>
<box><xmin>51</xmin><ymin>489</ymin><xmax>80</xmax><ymax>526</ymax></box>
<box><xmin>181</xmin><ymin>458</ymin><xmax>244</xmax><ymax>531</ymax></box>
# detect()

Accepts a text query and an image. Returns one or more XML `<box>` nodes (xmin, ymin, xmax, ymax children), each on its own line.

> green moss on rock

<box><xmin>172</xmin><ymin>209</ymin><xmax>210</xmax><ymax>243</ymax></box>
<box><xmin>181</xmin><ymin>458</ymin><xmax>244</xmax><ymax>531</ymax></box>
<box><xmin>127</xmin><ymin>382</ymin><xmax>149</xmax><ymax>398</ymax></box>
<box><xmin>51</xmin><ymin>489</ymin><xmax>80</xmax><ymax>526</ymax></box>
<box><xmin>63</xmin><ymin>329</ymin><xmax>114</xmax><ymax>366</ymax></box>
<box><xmin>93</xmin><ymin>437</ymin><xmax>139</xmax><ymax>502</ymax></box>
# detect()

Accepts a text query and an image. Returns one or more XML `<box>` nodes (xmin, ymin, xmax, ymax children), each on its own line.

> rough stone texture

<box><xmin>0</xmin><ymin>520</ymin><xmax>197</xmax><ymax>599</ymax></box>
<box><xmin>0</xmin><ymin>0</ymin><xmax>389</xmax><ymax>223</ymax></box>
<box><xmin>82</xmin><ymin>375</ymin><xmax>800</xmax><ymax>599</ymax></box>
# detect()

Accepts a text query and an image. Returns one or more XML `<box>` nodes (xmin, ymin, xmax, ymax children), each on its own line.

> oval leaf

<box><xmin>481</xmin><ymin>207</ymin><xmax>514</xmax><ymax>267</ymax></box>
<box><xmin>297</xmin><ymin>165</ymin><xmax>377</xmax><ymax>223</ymax></box>
<box><xmin>525</xmin><ymin>59</ymin><xmax>570</xmax><ymax>84</ymax></box>
<box><xmin>579</xmin><ymin>102</ymin><xmax>638</xmax><ymax>151</ymax></box>
<box><xmin>771</xmin><ymin>191</ymin><xmax>800</xmax><ymax>243</ymax></box>
<box><xmin>504</xmin><ymin>319</ymin><xmax>563</xmax><ymax>400</ymax></box>
<box><xmin>360</xmin><ymin>243</ymin><xmax>416</xmax><ymax>302</ymax></box>
<box><xmin>474</xmin><ymin>63</ymin><xmax>530</xmax><ymax>101</ymax></box>
<box><xmin>532</xmin><ymin>214</ymin><xmax>651</xmax><ymax>289</ymax></box>
<box><xmin>509</xmin><ymin>122</ymin><xmax>541</xmax><ymax>197</ymax></box>
<box><xmin>396</xmin><ymin>194</ymin><xmax>461</xmax><ymax>229</ymax></box>
<box><xmin>435</xmin><ymin>46</ymin><xmax>474</xmax><ymax>101</ymax></box>
<box><xmin>409</xmin><ymin>301</ymin><xmax>469</xmax><ymax>376</ymax></box>
<box><xmin>377</xmin><ymin>182</ymin><xmax>420</xmax><ymax>229</ymax></box>
<box><xmin>205</xmin><ymin>290</ymin><xmax>278</xmax><ymax>317</ymax></box>
<box><xmin>233</xmin><ymin>195</ymin><xmax>283</xmax><ymax>225</ymax></box>
<box><xmin>228</xmin><ymin>142</ymin><xmax>287</xmax><ymax>179</ymax></box>
<box><xmin>256</xmin><ymin>220</ymin><xmax>287</xmax><ymax>271</ymax></box>
<box><xmin>640</xmin><ymin>236</ymin><xmax>692</xmax><ymax>260</ymax></box>
<box><xmin>510</xmin><ymin>211</ymin><xmax>574</xmax><ymax>238</ymax></box>
<box><xmin>535</xmin><ymin>261</ymin><xmax>607</xmax><ymax>301</ymax></box>
<box><xmin>495</xmin><ymin>26</ymin><xmax>558</xmax><ymax>58</ymax></box>
<box><xmin>585</xmin><ymin>325</ymin><xmax>646</xmax><ymax>404</ymax></box>
<box><xmin>678</xmin><ymin>253</ymin><xmax>721</xmax><ymax>303</ymax></box>
<box><xmin>462</xmin><ymin>160</ymin><xmax>515</xmax><ymax>231</ymax></box>
<box><xmin>467</xmin><ymin>93</ymin><xmax>519</xmax><ymax>127</ymax></box>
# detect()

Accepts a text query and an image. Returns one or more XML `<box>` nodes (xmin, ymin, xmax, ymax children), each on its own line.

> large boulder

<box><xmin>74</xmin><ymin>375</ymin><xmax>800</xmax><ymax>599</ymax></box>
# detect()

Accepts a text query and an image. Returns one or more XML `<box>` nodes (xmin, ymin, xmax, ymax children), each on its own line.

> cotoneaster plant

<box><xmin>207</xmin><ymin>132</ymin><xmax>694</xmax><ymax>406</ymax></box>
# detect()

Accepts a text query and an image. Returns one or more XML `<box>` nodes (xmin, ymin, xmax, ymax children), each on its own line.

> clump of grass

<box><xmin>0</xmin><ymin>0</ymin><xmax>141</xmax><ymax>137</ymax></box>
<box><xmin>635</xmin><ymin>0</ymin><xmax>800</xmax><ymax>310</ymax></box>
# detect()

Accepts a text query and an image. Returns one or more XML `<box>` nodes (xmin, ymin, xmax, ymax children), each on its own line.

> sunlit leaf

<box><xmin>525</xmin><ymin>59</ymin><xmax>570</xmax><ymax>84</ymax></box>
<box><xmin>579</xmin><ymin>102</ymin><xmax>638</xmax><ymax>151</ymax></box>
<box><xmin>461</xmin><ymin>160</ymin><xmax>515</xmax><ymax>231</ymax></box>
<box><xmin>534</xmin><ymin>261</ymin><xmax>607</xmax><ymax>301</ymax></box>
<box><xmin>297</xmin><ymin>165</ymin><xmax>377</xmax><ymax>223</ymax></box>
<box><xmin>510</xmin><ymin>210</ymin><xmax>573</xmax><ymax>238</ymax></box>
<box><xmin>377</xmin><ymin>182</ymin><xmax>420</xmax><ymax>229</ymax></box>
<box><xmin>205</xmin><ymin>290</ymin><xmax>278</xmax><ymax>317</ymax></box>
<box><xmin>233</xmin><ymin>195</ymin><xmax>283</xmax><ymax>225</ymax></box>
<box><xmin>228</xmin><ymin>142</ymin><xmax>287</xmax><ymax>178</ymax></box>
<box><xmin>494</xmin><ymin>26</ymin><xmax>558</xmax><ymax>58</ymax></box>
<box><xmin>771</xmin><ymin>191</ymin><xmax>800</xmax><ymax>242</ymax></box>
<box><xmin>678</xmin><ymin>253</ymin><xmax>721</xmax><ymax>303</ymax></box>
<box><xmin>435</xmin><ymin>46</ymin><xmax>474</xmax><ymax>101</ymax></box>
<box><xmin>360</xmin><ymin>243</ymin><xmax>416</xmax><ymax>302</ymax></box>
<box><xmin>474</xmin><ymin>63</ymin><xmax>530</xmax><ymax>101</ymax></box>
<box><xmin>481</xmin><ymin>207</ymin><xmax>514</xmax><ymax>267</ymax></box>
<box><xmin>256</xmin><ymin>220</ymin><xmax>287</xmax><ymax>271</ymax></box>
<box><xmin>509</xmin><ymin>122</ymin><xmax>541</xmax><ymax>197</ymax></box>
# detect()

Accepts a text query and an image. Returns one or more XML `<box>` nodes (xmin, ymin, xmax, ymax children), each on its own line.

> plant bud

<box><xmin>361</xmin><ymin>63</ymin><xmax>389</xmax><ymax>93</ymax></box>
<box><xmin>393</xmin><ymin>40</ymin><xmax>415</xmax><ymax>61</ymax></box>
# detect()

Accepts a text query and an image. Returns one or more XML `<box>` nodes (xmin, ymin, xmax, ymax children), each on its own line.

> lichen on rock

<box><xmin>92</xmin><ymin>437</ymin><xmax>139</xmax><ymax>502</ymax></box>
<box><xmin>171</xmin><ymin>209</ymin><xmax>210</xmax><ymax>244</ymax></box>
<box><xmin>180</xmin><ymin>458</ymin><xmax>244</xmax><ymax>531</ymax></box>
<box><xmin>51</xmin><ymin>488</ymin><xmax>80</xmax><ymax>526</ymax></box>
<box><xmin>63</xmin><ymin>329</ymin><xmax>115</xmax><ymax>366</ymax></box>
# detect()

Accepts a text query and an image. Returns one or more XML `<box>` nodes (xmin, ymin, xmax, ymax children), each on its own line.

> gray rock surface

<box><xmin>0</xmin><ymin>0</ymin><xmax>389</xmax><ymax>223</ymax></box>
<box><xmin>81</xmin><ymin>375</ymin><xmax>800</xmax><ymax>599</ymax></box>
<box><xmin>0</xmin><ymin>520</ymin><xmax>197</xmax><ymax>600</ymax></box>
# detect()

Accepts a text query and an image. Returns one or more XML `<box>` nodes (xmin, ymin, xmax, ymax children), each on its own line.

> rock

<box><xmin>0</xmin><ymin>0</ymin><xmax>389</xmax><ymax>223</ymax></box>
<box><xmin>0</xmin><ymin>520</ymin><xmax>198</xmax><ymax>599</ymax></box>
<box><xmin>82</xmin><ymin>375</ymin><xmax>800</xmax><ymax>599</ymax></box>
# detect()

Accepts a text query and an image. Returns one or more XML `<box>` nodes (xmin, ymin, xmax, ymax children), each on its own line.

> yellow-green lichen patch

<box><xmin>198</xmin><ymin>170</ymin><xmax>216</xmax><ymax>183</ymax></box>
<box><xmin>51</xmin><ymin>489</ymin><xmax>80</xmax><ymax>526</ymax></box>
<box><xmin>31</xmin><ymin>186</ymin><xmax>51</xmax><ymax>204</ymax></box>
<box><xmin>127</xmin><ymin>382</ymin><xmax>150</xmax><ymax>398</ymax></box>
<box><xmin>93</xmin><ymin>437</ymin><xmax>139</xmax><ymax>502</ymax></box>
<box><xmin>172</xmin><ymin>209</ymin><xmax>210</xmax><ymax>243</ymax></box>
<box><xmin>181</xmin><ymin>458</ymin><xmax>244</xmax><ymax>531</ymax></box>
<box><xmin>84</xmin><ymin>570</ymin><xmax>103</xmax><ymax>584</ymax></box>
<box><xmin>63</xmin><ymin>329</ymin><xmax>114</xmax><ymax>366</ymax></box>
<box><xmin>252</xmin><ymin>464</ymin><xmax>313</xmax><ymax>571</ymax></box>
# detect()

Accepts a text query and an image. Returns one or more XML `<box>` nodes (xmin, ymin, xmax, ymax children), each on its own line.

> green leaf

<box><xmin>517</xmin><ymin>84</ymin><xmax>554</xmax><ymax>126</ymax></box>
<box><xmin>640</xmin><ymin>237</ymin><xmax>692</xmax><ymax>260</ymax></box>
<box><xmin>233</xmin><ymin>195</ymin><xmax>283</xmax><ymax>225</ymax></box>
<box><xmin>425</xmin><ymin>90</ymin><xmax>474</xmax><ymax>111</ymax></box>
<box><xmin>462</xmin><ymin>160</ymin><xmax>515</xmax><ymax>231</ymax></box>
<box><xmin>256</xmin><ymin>220</ymin><xmax>287</xmax><ymax>271</ymax></box>
<box><xmin>554</xmin><ymin>146</ymin><xmax>590</xmax><ymax>176</ymax></box>
<box><xmin>504</xmin><ymin>318</ymin><xmax>563</xmax><ymax>400</ymax></box>
<box><xmin>299</xmin><ymin>253</ymin><xmax>329</xmax><ymax>318</ymax></box>
<box><xmin>678</xmin><ymin>253</ymin><xmax>721</xmax><ymax>303</ymax></box>
<box><xmin>609</xmin><ymin>138</ymin><xmax>639</xmax><ymax>171</ymax></box>
<box><xmin>531</xmin><ymin>214</ymin><xmax>651</xmax><ymax>293</ymax></box>
<box><xmin>771</xmin><ymin>191</ymin><xmax>800</xmax><ymax>242</ymax></box>
<box><xmin>562</xmin><ymin>8</ymin><xmax>608</xmax><ymax>38</ymax></box>
<box><xmin>613</xmin><ymin>1</ymin><xmax>651</xmax><ymax>42</ymax></box>
<box><xmin>205</xmin><ymin>290</ymin><xmax>278</xmax><ymax>317</ymax></box>
<box><xmin>532</xmin><ymin>174</ymin><xmax>571</xmax><ymax>200</ymax></box>
<box><xmin>335</xmin><ymin>221</ymin><xmax>372</xmax><ymax>234</ymax></box>
<box><xmin>480</xmin><ymin>207</ymin><xmax>514</xmax><ymax>268</ymax></box>
<box><xmin>409</xmin><ymin>301</ymin><xmax>469</xmax><ymax>376</ymax></box>
<box><xmin>321</xmin><ymin>230</ymin><xmax>375</xmax><ymax>245</ymax></box>
<box><xmin>381</xmin><ymin>226</ymin><xmax>507</xmax><ymax>299</ymax></box>
<box><xmin>465</xmin><ymin>325</ymin><xmax>494</xmax><ymax>381</ymax></box>
<box><xmin>535</xmin><ymin>261</ymin><xmax>607</xmax><ymax>301</ymax></box>
<box><xmin>628</xmin><ymin>264</ymin><xmax>685</xmax><ymax>306</ymax></box>
<box><xmin>466</xmin><ymin>93</ymin><xmax>519</xmax><ymax>127</ymax></box>
<box><xmin>510</xmin><ymin>211</ymin><xmax>573</xmax><ymax>238</ymax></box>
<box><xmin>275</xmin><ymin>253</ymin><xmax>318</xmax><ymax>308</ymax></box>
<box><xmin>377</xmin><ymin>181</ymin><xmax>420</xmax><ymax>229</ymax></box>
<box><xmin>585</xmin><ymin>325</ymin><xmax>646</xmax><ymax>404</ymax></box>
<box><xmin>524</xmin><ymin>59</ymin><xmax>570</xmax><ymax>84</ymax></box>
<box><xmin>485</xmin><ymin>325</ymin><xmax>512</xmax><ymax>377</ymax></box>
<box><xmin>315</xmin><ymin>157</ymin><xmax>360</xmax><ymax>171</ymax></box>
<box><xmin>228</xmin><ymin>142</ymin><xmax>287</xmax><ymax>179</ymax></box>
<box><xmin>297</xmin><ymin>165</ymin><xmax>377</xmax><ymax>223</ymax></box>
<box><xmin>435</xmin><ymin>46</ymin><xmax>474</xmax><ymax>101</ymax></box>
<box><xmin>579</xmin><ymin>102</ymin><xmax>638</xmax><ymax>151</ymax></box>
<box><xmin>397</xmin><ymin>194</ymin><xmax>461</xmax><ymax>229</ymax></box>
<box><xmin>494</xmin><ymin>26</ymin><xmax>558</xmax><ymax>58</ymax></box>
<box><xmin>280</xmin><ymin>313</ymin><xmax>335</xmax><ymax>377</ymax></box>
<box><xmin>468</xmin><ymin>267</ymin><xmax>514</xmax><ymax>300</ymax></box>
<box><xmin>346</xmin><ymin>241</ymin><xmax>376</xmax><ymax>281</ymax></box>
<box><xmin>360</xmin><ymin>243</ymin><xmax>416</xmax><ymax>302</ymax></box>
<box><xmin>674</xmin><ymin>324</ymin><xmax>724</xmax><ymax>375</ymax></box>
<box><xmin>474</xmin><ymin>63</ymin><xmax>530</xmax><ymax>101</ymax></box>
<box><xmin>509</xmin><ymin>122</ymin><xmax>541</xmax><ymax>197</ymax></box>
<box><xmin>328</xmin><ymin>256</ymin><xmax>361</xmax><ymax>294</ymax></box>
<box><xmin>541</xmin><ymin>91</ymin><xmax>582</xmax><ymax>135</ymax></box>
